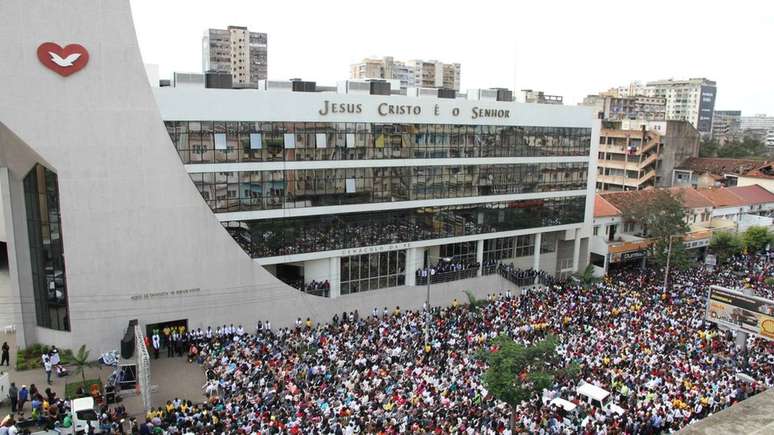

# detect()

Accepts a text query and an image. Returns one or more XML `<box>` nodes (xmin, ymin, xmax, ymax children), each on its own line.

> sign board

<box><xmin>705</xmin><ymin>286</ymin><xmax>774</xmax><ymax>341</ymax></box>
<box><xmin>704</xmin><ymin>254</ymin><xmax>717</xmax><ymax>267</ymax></box>
<box><xmin>621</xmin><ymin>250</ymin><xmax>647</xmax><ymax>262</ymax></box>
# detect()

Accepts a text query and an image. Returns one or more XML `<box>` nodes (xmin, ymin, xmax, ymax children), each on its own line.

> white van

<box><xmin>50</xmin><ymin>397</ymin><xmax>102</xmax><ymax>434</ymax></box>
<box><xmin>576</xmin><ymin>381</ymin><xmax>625</xmax><ymax>415</ymax></box>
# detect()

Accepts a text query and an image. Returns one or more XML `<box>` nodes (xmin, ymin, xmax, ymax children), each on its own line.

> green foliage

<box><xmin>699</xmin><ymin>139</ymin><xmax>719</xmax><ymax>158</ymax></box>
<box><xmin>700</xmin><ymin>137</ymin><xmax>769</xmax><ymax>159</ymax></box>
<box><xmin>620</xmin><ymin>190</ymin><xmax>690</xmax><ymax>268</ymax></box>
<box><xmin>765</xmin><ymin>277</ymin><xmax>774</xmax><ymax>287</ymax></box>
<box><xmin>15</xmin><ymin>344</ymin><xmax>75</xmax><ymax>371</ymax></box>
<box><xmin>710</xmin><ymin>231</ymin><xmax>743</xmax><ymax>263</ymax></box>
<box><xmin>742</xmin><ymin>226</ymin><xmax>773</xmax><ymax>253</ymax></box>
<box><xmin>463</xmin><ymin>290</ymin><xmax>488</xmax><ymax>312</ymax></box>
<box><xmin>574</xmin><ymin>264</ymin><xmax>600</xmax><ymax>288</ymax></box>
<box><xmin>653</xmin><ymin>238</ymin><xmax>692</xmax><ymax>270</ymax></box>
<box><xmin>65</xmin><ymin>379</ymin><xmax>101</xmax><ymax>400</ymax></box>
<box><xmin>621</xmin><ymin>190</ymin><xmax>688</xmax><ymax>240</ymax></box>
<box><xmin>71</xmin><ymin>344</ymin><xmax>94</xmax><ymax>387</ymax></box>
<box><xmin>479</xmin><ymin>334</ymin><xmax>576</xmax><ymax>414</ymax></box>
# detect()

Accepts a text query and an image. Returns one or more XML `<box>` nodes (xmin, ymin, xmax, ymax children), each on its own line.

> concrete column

<box><xmin>533</xmin><ymin>232</ymin><xmax>542</xmax><ymax>284</ymax></box>
<box><xmin>405</xmin><ymin>248</ymin><xmax>417</xmax><ymax>286</ymax></box>
<box><xmin>572</xmin><ymin>229</ymin><xmax>581</xmax><ymax>272</ymax></box>
<box><xmin>328</xmin><ymin>257</ymin><xmax>341</xmax><ymax>298</ymax></box>
<box><xmin>0</xmin><ymin>168</ymin><xmax>35</xmax><ymax>347</ymax></box>
<box><xmin>476</xmin><ymin>239</ymin><xmax>484</xmax><ymax>276</ymax></box>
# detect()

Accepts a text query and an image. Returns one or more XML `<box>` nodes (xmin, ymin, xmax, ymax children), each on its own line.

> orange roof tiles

<box><xmin>726</xmin><ymin>185</ymin><xmax>774</xmax><ymax>205</ymax></box>
<box><xmin>594</xmin><ymin>195</ymin><xmax>621</xmax><ymax>218</ymax></box>
<box><xmin>695</xmin><ymin>188</ymin><xmax>747</xmax><ymax>208</ymax></box>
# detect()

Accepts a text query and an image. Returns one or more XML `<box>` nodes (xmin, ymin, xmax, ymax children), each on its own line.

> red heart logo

<box><xmin>37</xmin><ymin>42</ymin><xmax>89</xmax><ymax>77</ymax></box>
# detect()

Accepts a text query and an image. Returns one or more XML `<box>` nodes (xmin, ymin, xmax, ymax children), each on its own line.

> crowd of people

<box><xmin>498</xmin><ymin>263</ymin><xmax>558</xmax><ymax>287</ymax></box>
<box><xmin>4</xmin><ymin>381</ymin><xmax>127</xmax><ymax>433</ymax></box>
<box><xmin>118</xmin><ymin>252</ymin><xmax>774</xmax><ymax>434</ymax></box>
<box><xmin>416</xmin><ymin>261</ymin><xmax>481</xmax><ymax>285</ymax></box>
<box><xmin>8</xmin><ymin>253</ymin><xmax>773</xmax><ymax>434</ymax></box>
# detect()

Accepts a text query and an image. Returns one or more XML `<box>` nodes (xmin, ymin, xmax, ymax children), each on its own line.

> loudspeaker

<box><xmin>120</xmin><ymin>322</ymin><xmax>135</xmax><ymax>359</ymax></box>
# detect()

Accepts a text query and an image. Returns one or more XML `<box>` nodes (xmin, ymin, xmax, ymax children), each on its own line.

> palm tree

<box><xmin>71</xmin><ymin>345</ymin><xmax>93</xmax><ymax>388</ymax></box>
<box><xmin>574</xmin><ymin>264</ymin><xmax>600</xmax><ymax>288</ymax></box>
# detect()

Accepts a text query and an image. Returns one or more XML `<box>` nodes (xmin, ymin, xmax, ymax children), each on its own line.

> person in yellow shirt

<box><xmin>452</xmin><ymin>298</ymin><xmax>459</xmax><ymax>308</ymax></box>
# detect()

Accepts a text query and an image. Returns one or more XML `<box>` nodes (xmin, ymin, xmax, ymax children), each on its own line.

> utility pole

<box><xmin>663</xmin><ymin>235</ymin><xmax>677</xmax><ymax>291</ymax></box>
<box><xmin>424</xmin><ymin>267</ymin><xmax>432</xmax><ymax>349</ymax></box>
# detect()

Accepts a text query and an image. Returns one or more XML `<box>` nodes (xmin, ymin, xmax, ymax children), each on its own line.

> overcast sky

<box><xmin>131</xmin><ymin>0</ymin><xmax>773</xmax><ymax>114</ymax></box>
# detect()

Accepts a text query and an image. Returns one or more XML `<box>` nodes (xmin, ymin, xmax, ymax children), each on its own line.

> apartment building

<box><xmin>522</xmin><ymin>89</ymin><xmax>563</xmax><ymax>105</ymax></box>
<box><xmin>350</xmin><ymin>57</ymin><xmax>461</xmax><ymax>90</ymax></box>
<box><xmin>711</xmin><ymin>110</ymin><xmax>742</xmax><ymax>143</ymax></box>
<box><xmin>645</xmin><ymin>78</ymin><xmax>716</xmax><ymax>135</ymax></box>
<box><xmin>739</xmin><ymin>114</ymin><xmax>774</xmax><ymax>149</ymax></box>
<box><xmin>202</xmin><ymin>26</ymin><xmax>268</xmax><ymax>87</ymax></box>
<box><xmin>581</xmin><ymin>94</ymin><xmax>666</xmax><ymax>121</ymax></box>
<box><xmin>596</xmin><ymin>126</ymin><xmax>660</xmax><ymax>191</ymax></box>
<box><xmin>596</xmin><ymin>120</ymin><xmax>700</xmax><ymax>191</ymax></box>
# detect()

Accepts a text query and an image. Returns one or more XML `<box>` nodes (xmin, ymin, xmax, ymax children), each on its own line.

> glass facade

<box><xmin>224</xmin><ymin>196</ymin><xmax>585</xmax><ymax>258</ymax></box>
<box><xmin>23</xmin><ymin>165</ymin><xmax>69</xmax><ymax>331</ymax></box>
<box><xmin>165</xmin><ymin>121</ymin><xmax>591</xmax><ymax>163</ymax></box>
<box><xmin>483</xmin><ymin>237</ymin><xmax>515</xmax><ymax>263</ymax></box>
<box><xmin>340</xmin><ymin>250</ymin><xmax>406</xmax><ymax>295</ymax></box>
<box><xmin>191</xmin><ymin>163</ymin><xmax>588</xmax><ymax>213</ymax></box>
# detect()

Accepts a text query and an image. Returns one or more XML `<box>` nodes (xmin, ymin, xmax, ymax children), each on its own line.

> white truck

<box><xmin>576</xmin><ymin>380</ymin><xmax>626</xmax><ymax>416</ymax></box>
<box><xmin>36</xmin><ymin>397</ymin><xmax>103</xmax><ymax>434</ymax></box>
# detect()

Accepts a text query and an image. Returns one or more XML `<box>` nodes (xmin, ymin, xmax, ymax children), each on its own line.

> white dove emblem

<box><xmin>48</xmin><ymin>51</ymin><xmax>81</xmax><ymax>67</ymax></box>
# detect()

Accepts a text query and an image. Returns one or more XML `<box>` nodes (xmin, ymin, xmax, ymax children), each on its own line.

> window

<box><xmin>624</xmin><ymin>222</ymin><xmax>635</xmax><ymax>233</ymax></box>
<box><xmin>225</xmin><ymin>196</ymin><xmax>586</xmax><ymax>258</ymax></box>
<box><xmin>340</xmin><ymin>250</ymin><xmax>406</xmax><ymax>295</ymax></box>
<box><xmin>540</xmin><ymin>232</ymin><xmax>557</xmax><ymax>253</ymax></box>
<box><xmin>249</xmin><ymin>133</ymin><xmax>262</xmax><ymax>149</ymax></box>
<box><xmin>164</xmin><ymin>121</ymin><xmax>592</xmax><ymax>163</ymax></box>
<box><xmin>590</xmin><ymin>253</ymin><xmax>605</xmax><ymax>268</ymax></box>
<box><xmin>593</xmin><ymin>225</ymin><xmax>599</xmax><ymax>236</ymax></box>
<box><xmin>214</xmin><ymin>133</ymin><xmax>227</xmax><ymax>150</ymax></box>
<box><xmin>483</xmin><ymin>237</ymin><xmax>515</xmax><ymax>263</ymax></box>
<box><xmin>23</xmin><ymin>165</ymin><xmax>69</xmax><ymax>331</ymax></box>
<box><xmin>514</xmin><ymin>235</ymin><xmax>535</xmax><ymax>257</ymax></box>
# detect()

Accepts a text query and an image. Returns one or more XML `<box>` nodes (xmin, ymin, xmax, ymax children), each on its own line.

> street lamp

<box><xmin>662</xmin><ymin>234</ymin><xmax>682</xmax><ymax>291</ymax></box>
<box><xmin>424</xmin><ymin>255</ymin><xmax>453</xmax><ymax>350</ymax></box>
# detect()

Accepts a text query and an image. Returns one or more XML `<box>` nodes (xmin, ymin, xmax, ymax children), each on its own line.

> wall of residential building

<box><xmin>737</xmin><ymin>177</ymin><xmax>774</xmax><ymax>193</ymax></box>
<box><xmin>656</xmin><ymin>121</ymin><xmax>701</xmax><ymax>187</ymax></box>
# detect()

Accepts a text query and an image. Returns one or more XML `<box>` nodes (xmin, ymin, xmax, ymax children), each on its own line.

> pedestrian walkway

<box><xmin>0</xmin><ymin>331</ymin><xmax>205</xmax><ymax>423</ymax></box>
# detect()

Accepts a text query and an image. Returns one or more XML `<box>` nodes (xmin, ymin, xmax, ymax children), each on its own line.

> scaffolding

<box><xmin>134</xmin><ymin>324</ymin><xmax>152</xmax><ymax>412</ymax></box>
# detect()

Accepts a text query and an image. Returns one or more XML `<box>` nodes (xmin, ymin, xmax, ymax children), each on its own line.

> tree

<box><xmin>701</xmin><ymin>136</ymin><xmax>769</xmax><ymax>159</ymax></box>
<box><xmin>653</xmin><ymin>237</ymin><xmax>692</xmax><ymax>270</ymax></box>
<box><xmin>699</xmin><ymin>139</ymin><xmax>719</xmax><ymax>158</ymax></box>
<box><xmin>742</xmin><ymin>226</ymin><xmax>773</xmax><ymax>253</ymax></box>
<box><xmin>71</xmin><ymin>345</ymin><xmax>94</xmax><ymax>388</ymax></box>
<box><xmin>463</xmin><ymin>290</ymin><xmax>488</xmax><ymax>312</ymax></box>
<box><xmin>710</xmin><ymin>231</ymin><xmax>742</xmax><ymax>263</ymax></box>
<box><xmin>479</xmin><ymin>334</ymin><xmax>578</xmax><ymax>432</ymax></box>
<box><xmin>573</xmin><ymin>264</ymin><xmax>600</xmax><ymax>289</ymax></box>
<box><xmin>621</xmin><ymin>190</ymin><xmax>688</xmax><ymax>239</ymax></box>
<box><xmin>619</xmin><ymin>190</ymin><xmax>690</xmax><ymax>268</ymax></box>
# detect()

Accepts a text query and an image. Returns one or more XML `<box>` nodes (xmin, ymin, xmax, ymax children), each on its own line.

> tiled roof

<box><xmin>676</xmin><ymin>157</ymin><xmax>766</xmax><ymax>175</ymax></box>
<box><xmin>594</xmin><ymin>195</ymin><xmax>621</xmax><ymax>218</ymax></box>
<box><xmin>695</xmin><ymin>188</ymin><xmax>747</xmax><ymax>208</ymax></box>
<box><xmin>670</xmin><ymin>187</ymin><xmax>715</xmax><ymax>209</ymax></box>
<box><xmin>742</xmin><ymin>163</ymin><xmax>774</xmax><ymax>180</ymax></box>
<box><xmin>601</xmin><ymin>187</ymin><xmax>714</xmax><ymax>212</ymax></box>
<box><xmin>726</xmin><ymin>185</ymin><xmax>774</xmax><ymax>204</ymax></box>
